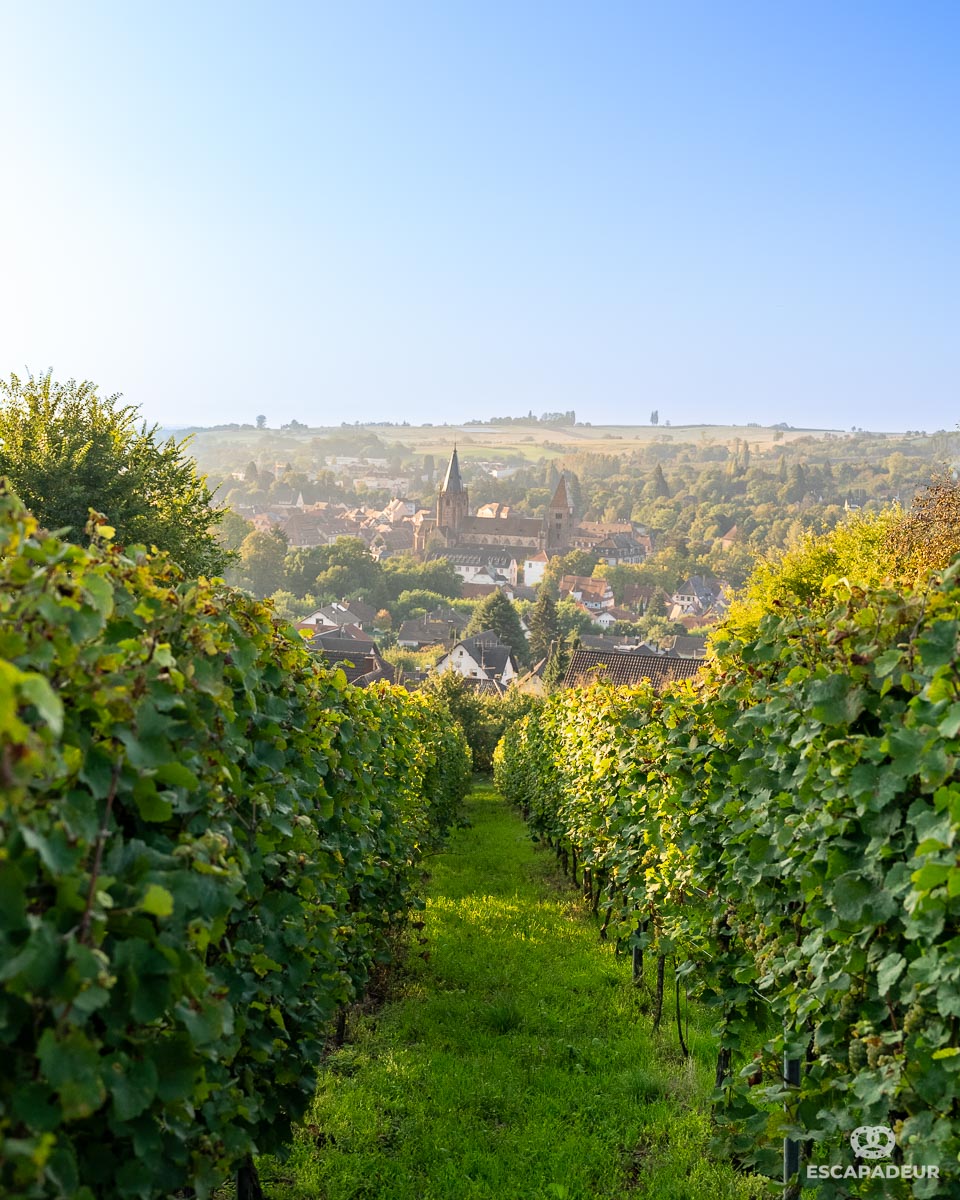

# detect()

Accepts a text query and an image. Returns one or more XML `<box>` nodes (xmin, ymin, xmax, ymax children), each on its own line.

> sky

<box><xmin>0</xmin><ymin>2</ymin><xmax>957</xmax><ymax>432</ymax></box>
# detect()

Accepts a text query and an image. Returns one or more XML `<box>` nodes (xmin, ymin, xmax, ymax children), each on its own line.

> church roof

<box><xmin>550</xmin><ymin>474</ymin><xmax>571</xmax><ymax>509</ymax></box>
<box><xmin>441</xmin><ymin>448</ymin><xmax>465</xmax><ymax>494</ymax></box>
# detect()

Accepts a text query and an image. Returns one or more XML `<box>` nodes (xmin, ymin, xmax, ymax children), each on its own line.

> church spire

<box><xmin>437</xmin><ymin>446</ymin><xmax>468</xmax><ymax>533</ymax></box>
<box><xmin>550</xmin><ymin>473</ymin><xmax>571</xmax><ymax>510</ymax></box>
<box><xmin>441</xmin><ymin>446</ymin><xmax>464</xmax><ymax>494</ymax></box>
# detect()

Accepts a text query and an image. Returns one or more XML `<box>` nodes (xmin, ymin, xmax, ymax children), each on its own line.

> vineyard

<box><xmin>3</xmin><ymin>465</ymin><xmax>960</xmax><ymax>1199</ymax></box>
<box><xmin>0</xmin><ymin>486</ymin><xmax>471</xmax><ymax>1200</ymax></box>
<box><xmin>495</xmin><ymin>564</ymin><xmax>960</xmax><ymax>1196</ymax></box>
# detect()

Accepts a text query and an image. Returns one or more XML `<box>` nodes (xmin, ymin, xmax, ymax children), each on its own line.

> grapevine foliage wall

<box><xmin>0</xmin><ymin>487</ymin><xmax>471</xmax><ymax>1199</ymax></box>
<box><xmin>495</xmin><ymin>565</ymin><xmax>960</xmax><ymax>1197</ymax></box>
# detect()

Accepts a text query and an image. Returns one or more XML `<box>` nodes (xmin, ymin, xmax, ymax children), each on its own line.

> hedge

<box><xmin>0</xmin><ymin>486</ymin><xmax>470</xmax><ymax>1199</ymax></box>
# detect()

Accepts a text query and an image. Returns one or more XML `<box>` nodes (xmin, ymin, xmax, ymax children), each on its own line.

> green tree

<box><xmin>652</xmin><ymin>463</ymin><xmax>671</xmax><ymax>498</ymax></box>
<box><xmin>465</xmin><ymin>590</ymin><xmax>530</xmax><ymax>666</ymax></box>
<box><xmin>391</xmin><ymin>589</ymin><xmax>461</xmax><ymax>623</ymax></box>
<box><xmin>718</xmin><ymin>509</ymin><xmax>899</xmax><ymax>646</ymax></box>
<box><xmin>650</xmin><ymin>409</ymin><xmax>659</xmax><ymax>426</ymax></box>
<box><xmin>527</xmin><ymin>590</ymin><xmax>560</xmax><ymax>661</ymax></box>
<box><xmin>256</xmin><ymin>414</ymin><xmax>266</xmax><ymax>429</ymax></box>
<box><xmin>555</xmin><ymin>597</ymin><xmax>595</xmax><ymax>639</ymax></box>
<box><xmin>541</xmin><ymin>549</ymin><xmax>599</xmax><ymax>596</ymax></box>
<box><xmin>0</xmin><ymin>371</ymin><xmax>226</xmax><ymax>575</ymax></box>
<box><xmin>283</xmin><ymin>546</ymin><xmax>331</xmax><ymax>598</ymax></box>
<box><xmin>541</xmin><ymin>640</ymin><xmax>570</xmax><ymax>691</ymax></box>
<box><xmin>217</xmin><ymin>509</ymin><xmax>254</xmax><ymax>553</ymax></box>
<box><xmin>419</xmin><ymin>671</ymin><xmax>503</xmax><ymax>771</ymax></box>
<box><xmin>239</xmin><ymin>526</ymin><xmax>289</xmax><ymax>596</ymax></box>
<box><xmin>381</xmin><ymin>554</ymin><xmax>462</xmax><ymax>602</ymax></box>
<box><xmin>313</xmin><ymin>537</ymin><xmax>381</xmax><ymax>601</ymax></box>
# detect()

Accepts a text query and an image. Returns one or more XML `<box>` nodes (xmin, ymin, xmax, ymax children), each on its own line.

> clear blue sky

<box><xmin>1</xmin><ymin>2</ymin><xmax>957</xmax><ymax>431</ymax></box>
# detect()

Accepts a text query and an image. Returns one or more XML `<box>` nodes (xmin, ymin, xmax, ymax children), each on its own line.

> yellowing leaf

<box><xmin>140</xmin><ymin>884</ymin><xmax>174</xmax><ymax>918</ymax></box>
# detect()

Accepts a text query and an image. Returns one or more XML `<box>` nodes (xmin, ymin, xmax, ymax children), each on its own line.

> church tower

<box><xmin>546</xmin><ymin>473</ymin><xmax>575</xmax><ymax>551</ymax></box>
<box><xmin>437</xmin><ymin>447</ymin><xmax>468</xmax><ymax>534</ymax></box>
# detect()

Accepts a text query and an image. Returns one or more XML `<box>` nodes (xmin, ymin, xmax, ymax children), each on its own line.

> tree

<box><xmin>239</xmin><ymin>526</ymin><xmax>289</xmax><ymax>596</ymax></box>
<box><xmin>280</xmin><ymin>546</ymin><xmax>324</xmax><ymax>598</ymax></box>
<box><xmin>541</xmin><ymin>549</ymin><xmax>599</xmax><ymax>596</ymax></box>
<box><xmin>719</xmin><ymin>509</ymin><xmax>899</xmax><ymax>646</ymax></box>
<box><xmin>650</xmin><ymin>409</ymin><xmax>659</xmax><ymax>426</ymax></box>
<box><xmin>555</xmin><ymin>598</ymin><xmax>595</xmax><ymax>639</ymax></box>
<box><xmin>0</xmin><ymin>372</ymin><xmax>226</xmax><ymax>575</ymax></box>
<box><xmin>464</xmin><ymin>590</ymin><xmax>529</xmax><ymax>666</ymax></box>
<box><xmin>312</xmin><ymin>537</ymin><xmax>381</xmax><ymax>602</ymax></box>
<box><xmin>392</xmin><ymin>589</ymin><xmax>459</xmax><ymax>623</ymax></box>
<box><xmin>652</xmin><ymin>463</ymin><xmax>671</xmax><ymax>498</ymax></box>
<box><xmin>419</xmin><ymin>671</ymin><xmax>502</xmax><ymax>771</ymax></box>
<box><xmin>527</xmin><ymin>590</ymin><xmax>560</xmax><ymax>661</ymax></box>
<box><xmin>218</xmin><ymin>509</ymin><xmax>254</xmax><ymax>554</ymax></box>
<box><xmin>541</xmin><ymin>640</ymin><xmax>570</xmax><ymax>691</ymax></box>
<box><xmin>244</xmin><ymin>460</ymin><xmax>259</xmax><ymax>482</ymax></box>
<box><xmin>884</xmin><ymin>475</ymin><xmax>960</xmax><ymax>579</ymax></box>
<box><xmin>256</xmin><ymin>415</ymin><xmax>266</xmax><ymax>429</ymax></box>
<box><xmin>381</xmin><ymin>554</ymin><xmax>462</xmax><ymax>602</ymax></box>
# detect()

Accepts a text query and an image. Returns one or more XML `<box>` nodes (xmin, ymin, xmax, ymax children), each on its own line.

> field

<box><xmin>172</xmin><ymin>419</ymin><xmax>895</xmax><ymax>468</ymax></box>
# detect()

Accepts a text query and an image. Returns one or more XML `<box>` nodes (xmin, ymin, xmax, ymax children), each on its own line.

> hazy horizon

<box><xmin>2</xmin><ymin>2</ymin><xmax>957</xmax><ymax>432</ymax></box>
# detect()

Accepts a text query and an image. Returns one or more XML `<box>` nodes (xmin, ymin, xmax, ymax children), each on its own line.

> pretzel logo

<box><xmin>850</xmin><ymin>1125</ymin><xmax>896</xmax><ymax>1160</ymax></box>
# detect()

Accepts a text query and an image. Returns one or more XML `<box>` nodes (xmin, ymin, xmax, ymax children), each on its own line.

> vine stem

<box><xmin>79</xmin><ymin>764</ymin><xmax>120</xmax><ymax>944</ymax></box>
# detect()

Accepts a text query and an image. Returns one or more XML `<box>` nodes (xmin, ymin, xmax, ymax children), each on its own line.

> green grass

<box><xmin>257</xmin><ymin>781</ymin><xmax>773</xmax><ymax>1200</ymax></box>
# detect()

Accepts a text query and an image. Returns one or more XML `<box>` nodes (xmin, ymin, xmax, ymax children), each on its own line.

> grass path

<box><xmin>264</xmin><ymin>781</ymin><xmax>770</xmax><ymax>1200</ymax></box>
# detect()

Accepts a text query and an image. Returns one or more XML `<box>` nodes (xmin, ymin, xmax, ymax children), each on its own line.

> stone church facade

<box><xmin>413</xmin><ymin>448</ymin><xmax>575</xmax><ymax>558</ymax></box>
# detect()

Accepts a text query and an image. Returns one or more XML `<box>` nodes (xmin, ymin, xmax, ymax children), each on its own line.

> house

<box><xmin>558</xmin><ymin>575</ymin><xmax>615</xmax><ymax>612</ymax></box>
<box><xmin>562</xmin><ymin>649</ymin><xmax>704</xmax><ymax>690</ymax></box>
<box><xmin>591</xmin><ymin>604</ymin><xmax>636</xmax><ymax>630</ymax></box>
<box><xmin>381</xmin><ymin>497</ymin><xmax>418</xmax><ymax>522</ymax></box>
<box><xmin>306</xmin><ymin>634</ymin><xmax>392</xmax><ymax>686</ymax></box>
<box><xmin>668</xmin><ymin>576</ymin><xmax>722</xmax><ymax>620</ymax></box>
<box><xmin>341</xmin><ymin>597</ymin><xmax>378</xmax><ymax>626</ymax></box>
<box><xmin>434</xmin><ymin>630</ymin><xmax>519</xmax><ymax>686</ymax></box>
<box><xmin>298</xmin><ymin>601</ymin><xmax>369</xmax><ymax>631</ymax></box>
<box><xmin>513</xmin><ymin>657</ymin><xmax>549</xmax><ymax>697</ymax></box>
<box><xmin>523</xmin><ymin>550</ymin><xmax>549</xmax><ymax>587</ymax></box>
<box><xmin>715</xmin><ymin>525</ymin><xmax>739</xmax><ymax>553</ymax></box>
<box><xmin>305</xmin><ymin>625</ymin><xmax>376</xmax><ymax>647</ymax></box>
<box><xmin>439</xmin><ymin>549</ymin><xmax>519</xmax><ymax>586</ymax></box>
<box><xmin>661</xmin><ymin>634</ymin><xmax>709</xmax><ymax>659</ymax></box>
<box><xmin>593</xmin><ymin>532</ymin><xmax>647</xmax><ymax>565</ymax></box>
<box><xmin>396</xmin><ymin>617</ymin><xmax>461</xmax><ymax>650</ymax></box>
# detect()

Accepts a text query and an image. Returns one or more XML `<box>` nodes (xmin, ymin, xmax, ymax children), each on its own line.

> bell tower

<box><xmin>547</xmin><ymin>473</ymin><xmax>574</xmax><ymax>551</ymax></box>
<box><xmin>437</xmin><ymin>447</ymin><xmax>468</xmax><ymax>533</ymax></box>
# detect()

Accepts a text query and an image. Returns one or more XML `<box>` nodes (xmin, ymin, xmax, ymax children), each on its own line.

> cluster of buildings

<box><xmin>238</xmin><ymin>447</ymin><xmax>721</xmax><ymax>694</ymax></box>
<box><xmin>411</xmin><ymin>449</ymin><xmax>651</xmax><ymax>587</ymax></box>
<box><xmin>555</xmin><ymin>571</ymin><xmax>731</xmax><ymax>632</ymax></box>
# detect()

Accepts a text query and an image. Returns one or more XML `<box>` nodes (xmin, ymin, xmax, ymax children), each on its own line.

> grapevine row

<box><xmin>0</xmin><ymin>486</ymin><xmax>471</xmax><ymax>1200</ymax></box>
<box><xmin>495</xmin><ymin>564</ymin><xmax>960</xmax><ymax>1194</ymax></box>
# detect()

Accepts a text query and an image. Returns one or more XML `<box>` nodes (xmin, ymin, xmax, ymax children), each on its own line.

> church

<box><xmin>413</xmin><ymin>448</ymin><xmax>575</xmax><ymax>558</ymax></box>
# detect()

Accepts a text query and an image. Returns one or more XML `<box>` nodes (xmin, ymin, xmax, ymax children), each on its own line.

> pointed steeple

<box><xmin>437</xmin><ymin>446</ymin><xmax>469</xmax><ymax>534</ymax></box>
<box><xmin>441</xmin><ymin>447</ymin><xmax>464</xmax><ymax>494</ymax></box>
<box><xmin>546</xmin><ymin>471</ymin><xmax>574</xmax><ymax>552</ymax></box>
<box><xmin>550</xmin><ymin>473</ymin><xmax>571</xmax><ymax>510</ymax></box>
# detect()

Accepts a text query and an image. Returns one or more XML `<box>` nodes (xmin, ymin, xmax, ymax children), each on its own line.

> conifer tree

<box><xmin>465</xmin><ymin>590</ymin><xmax>530</xmax><ymax>666</ymax></box>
